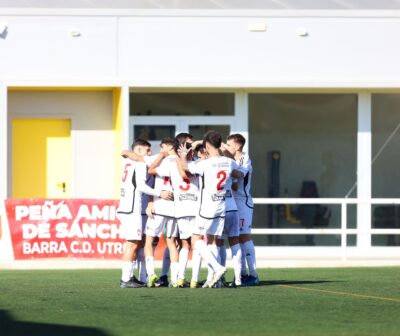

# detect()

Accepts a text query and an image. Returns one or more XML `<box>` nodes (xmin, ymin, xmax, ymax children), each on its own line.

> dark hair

<box><xmin>161</xmin><ymin>137</ymin><xmax>179</xmax><ymax>152</ymax></box>
<box><xmin>203</xmin><ymin>130</ymin><xmax>222</xmax><ymax>149</ymax></box>
<box><xmin>227</xmin><ymin>133</ymin><xmax>246</xmax><ymax>151</ymax></box>
<box><xmin>131</xmin><ymin>138</ymin><xmax>151</xmax><ymax>150</ymax></box>
<box><xmin>194</xmin><ymin>143</ymin><xmax>206</xmax><ymax>154</ymax></box>
<box><xmin>175</xmin><ymin>132</ymin><xmax>193</xmax><ymax>146</ymax></box>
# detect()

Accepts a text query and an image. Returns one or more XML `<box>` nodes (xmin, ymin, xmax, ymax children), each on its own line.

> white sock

<box><xmin>121</xmin><ymin>261</ymin><xmax>133</xmax><ymax>282</ymax></box>
<box><xmin>207</xmin><ymin>263</ymin><xmax>214</xmax><ymax>282</ymax></box>
<box><xmin>170</xmin><ymin>262</ymin><xmax>179</xmax><ymax>284</ymax></box>
<box><xmin>161</xmin><ymin>247</ymin><xmax>170</xmax><ymax>277</ymax></box>
<box><xmin>244</xmin><ymin>240</ymin><xmax>257</xmax><ymax>277</ymax></box>
<box><xmin>240</xmin><ymin>243</ymin><xmax>247</xmax><ymax>275</ymax></box>
<box><xmin>219</xmin><ymin>245</ymin><xmax>227</xmax><ymax>267</ymax></box>
<box><xmin>145</xmin><ymin>256</ymin><xmax>155</xmax><ymax>277</ymax></box>
<box><xmin>191</xmin><ymin>249</ymin><xmax>202</xmax><ymax>282</ymax></box>
<box><xmin>137</xmin><ymin>248</ymin><xmax>147</xmax><ymax>282</ymax></box>
<box><xmin>231</xmin><ymin>244</ymin><xmax>242</xmax><ymax>285</ymax></box>
<box><xmin>178</xmin><ymin>248</ymin><xmax>189</xmax><ymax>280</ymax></box>
<box><xmin>194</xmin><ymin>240</ymin><xmax>222</xmax><ymax>273</ymax></box>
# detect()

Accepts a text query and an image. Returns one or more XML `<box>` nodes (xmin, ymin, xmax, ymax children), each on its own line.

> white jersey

<box><xmin>156</xmin><ymin>158</ymin><xmax>200</xmax><ymax>218</ymax></box>
<box><xmin>233</xmin><ymin>153</ymin><xmax>254</xmax><ymax>209</ymax></box>
<box><xmin>188</xmin><ymin>156</ymin><xmax>240</xmax><ymax>219</ymax></box>
<box><xmin>117</xmin><ymin>158</ymin><xmax>156</xmax><ymax>215</ymax></box>
<box><xmin>145</xmin><ymin>155</ymin><xmax>176</xmax><ymax>218</ymax></box>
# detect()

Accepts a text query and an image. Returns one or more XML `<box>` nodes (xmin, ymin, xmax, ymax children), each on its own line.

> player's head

<box><xmin>227</xmin><ymin>133</ymin><xmax>246</xmax><ymax>153</ymax></box>
<box><xmin>175</xmin><ymin>132</ymin><xmax>193</xmax><ymax>147</ymax></box>
<box><xmin>132</xmin><ymin>138</ymin><xmax>151</xmax><ymax>156</ymax></box>
<box><xmin>203</xmin><ymin>130</ymin><xmax>222</xmax><ymax>150</ymax></box>
<box><xmin>194</xmin><ymin>143</ymin><xmax>207</xmax><ymax>160</ymax></box>
<box><xmin>160</xmin><ymin>137</ymin><xmax>179</xmax><ymax>154</ymax></box>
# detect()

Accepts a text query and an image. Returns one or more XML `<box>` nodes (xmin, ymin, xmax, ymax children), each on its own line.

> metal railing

<box><xmin>251</xmin><ymin>198</ymin><xmax>400</xmax><ymax>259</ymax></box>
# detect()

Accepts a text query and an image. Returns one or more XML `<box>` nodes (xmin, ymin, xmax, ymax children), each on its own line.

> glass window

<box><xmin>189</xmin><ymin>125</ymin><xmax>230</xmax><ymax>141</ymax></box>
<box><xmin>130</xmin><ymin>93</ymin><xmax>234</xmax><ymax>116</ymax></box>
<box><xmin>372</xmin><ymin>94</ymin><xmax>400</xmax><ymax>198</ymax></box>
<box><xmin>133</xmin><ymin>125</ymin><xmax>175</xmax><ymax>141</ymax></box>
<box><xmin>249</xmin><ymin>94</ymin><xmax>357</xmax><ymax>246</ymax></box>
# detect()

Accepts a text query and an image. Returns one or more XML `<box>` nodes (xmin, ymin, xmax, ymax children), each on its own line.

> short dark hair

<box><xmin>194</xmin><ymin>143</ymin><xmax>206</xmax><ymax>154</ymax></box>
<box><xmin>131</xmin><ymin>138</ymin><xmax>151</xmax><ymax>150</ymax></box>
<box><xmin>161</xmin><ymin>137</ymin><xmax>179</xmax><ymax>151</ymax></box>
<box><xmin>203</xmin><ymin>130</ymin><xmax>222</xmax><ymax>149</ymax></box>
<box><xmin>227</xmin><ymin>133</ymin><xmax>246</xmax><ymax>151</ymax></box>
<box><xmin>175</xmin><ymin>132</ymin><xmax>193</xmax><ymax>146</ymax></box>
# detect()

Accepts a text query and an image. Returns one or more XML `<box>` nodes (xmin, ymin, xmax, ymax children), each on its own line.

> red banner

<box><xmin>5</xmin><ymin>199</ymin><xmax>166</xmax><ymax>260</ymax></box>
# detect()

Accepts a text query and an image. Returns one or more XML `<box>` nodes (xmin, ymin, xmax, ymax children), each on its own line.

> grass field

<box><xmin>0</xmin><ymin>267</ymin><xmax>399</xmax><ymax>336</ymax></box>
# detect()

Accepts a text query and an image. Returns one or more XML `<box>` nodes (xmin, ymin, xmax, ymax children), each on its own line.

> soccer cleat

<box><xmin>244</xmin><ymin>274</ymin><xmax>259</xmax><ymax>287</ymax></box>
<box><xmin>147</xmin><ymin>274</ymin><xmax>158</xmax><ymax>288</ymax></box>
<box><xmin>201</xmin><ymin>280</ymin><xmax>214</xmax><ymax>288</ymax></box>
<box><xmin>169</xmin><ymin>282</ymin><xmax>179</xmax><ymax>288</ymax></box>
<box><xmin>154</xmin><ymin>274</ymin><xmax>169</xmax><ymax>288</ymax></box>
<box><xmin>177</xmin><ymin>278</ymin><xmax>187</xmax><ymax>288</ymax></box>
<box><xmin>210</xmin><ymin>267</ymin><xmax>226</xmax><ymax>288</ymax></box>
<box><xmin>131</xmin><ymin>276</ymin><xmax>146</xmax><ymax>287</ymax></box>
<box><xmin>120</xmin><ymin>279</ymin><xmax>141</xmax><ymax>289</ymax></box>
<box><xmin>241</xmin><ymin>274</ymin><xmax>249</xmax><ymax>283</ymax></box>
<box><xmin>228</xmin><ymin>281</ymin><xmax>242</xmax><ymax>288</ymax></box>
<box><xmin>214</xmin><ymin>279</ymin><xmax>224</xmax><ymax>288</ymax></box>
<box><xmin>190</xmin><ymin>280</ymin><xmax>199</xmax><ymax>288</ymax></box>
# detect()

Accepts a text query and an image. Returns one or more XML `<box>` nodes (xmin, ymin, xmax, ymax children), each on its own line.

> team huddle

<box><xmin>117</xmin><ymin>131</ymin><xmax>258</xmax><ymax>288</ymax></box>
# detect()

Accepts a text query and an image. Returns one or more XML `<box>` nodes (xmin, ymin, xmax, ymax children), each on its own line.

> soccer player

<box><xmin>225</xmin><ymin>134</ymin><xmax>259</xmax><ymax>286</ymax></box>
<box><xmin>144</xmin><ymin>137</ymin><xmax>179</xmax><ymax>287</ymax></box>
<box><xmin>117</xmin><ymin>139</ymin><xmax>173</xmax><ymax>288</ymax></box>
<box><xmin>149</xmin><ymin>133</ymin><xmax>199</xmax><ymax>287</ymax></box>
<box><xmin>179</xmin><ymin>130</ymin><xmax>244</xmax><ymax>288</ymax></box>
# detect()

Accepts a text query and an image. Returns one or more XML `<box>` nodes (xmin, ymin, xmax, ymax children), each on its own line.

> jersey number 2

<box><xmin>216</xmin><ymin>171</ymin><xmax>227</xmax><ymax>190</ymax></box>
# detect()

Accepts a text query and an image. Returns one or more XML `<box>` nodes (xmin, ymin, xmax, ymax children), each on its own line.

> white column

<box><xmin>121</xmin><ymin>86</ymin><xmax>130</xmax><ymax>149</ymax></box>
<box><xmin>357</xmin><ymin>93</ymin><xmax>372</xmax><ymax>249</ymax></box>
<box><xmin>234</xmin><ymin>91</ymin><xmax>249</xmax><ymax>153</ymax></box>
<box><xmin>0</xmin><ymin>84</ymin><xmax>7</xmax><ymax>199</ymax></box>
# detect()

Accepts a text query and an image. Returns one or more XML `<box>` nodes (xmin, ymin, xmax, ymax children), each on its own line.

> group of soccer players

<box><xmin>117</xmin><ymin>130</ymin><xmax>258</xmax><ymax>288</ymax></box>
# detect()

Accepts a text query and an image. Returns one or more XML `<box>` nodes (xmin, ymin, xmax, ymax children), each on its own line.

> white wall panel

<box><xmin>0</xmin><ymin>16</ymin><xmax>117</xmax><ymax>78</ymax></box>
<box><xmin>119</xmin><ymin>17</ymin><xmax>400</xmax><ymax>83</ymax></box>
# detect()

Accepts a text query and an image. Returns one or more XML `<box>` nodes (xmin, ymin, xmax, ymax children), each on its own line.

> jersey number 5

<box><xmin>122</xmin><ymin>163</ymin><xmax>131</xmax><ymax>182</ymax></box>
<box><xmin>216</xmin><ymin>171</ymin><xmax>227</xmax><ymax>190</ymax></box>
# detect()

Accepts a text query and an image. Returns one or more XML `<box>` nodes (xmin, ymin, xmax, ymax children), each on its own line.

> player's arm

<box><xmin>136</xmin><ymin>163</ymin><xmax>173</xmax><ymax>200</ymax></box>
<box><xmin>121</xmin><ymin>150</ymin><xmax>145</xmax><ymax>162</ymax></box>
<box><xmin>176</xmin><ymin>157</ymin><xmax>190</xmax><ymax>179</ymax></box>
<box><xmin>148</xmin><ymin>150</ymin><xmax>168</xmax><ymax>175</ymax></box>
<box><xmin>220</xmin><ymin>142</ymin><xmax>235</xmax><ymax>159</ymax></box>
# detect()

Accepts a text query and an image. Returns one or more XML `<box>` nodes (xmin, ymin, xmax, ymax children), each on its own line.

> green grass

<box><xmin>0</xmin><ymin>267</ymin><xmax>399</xmax><ymax>336</ymax></box>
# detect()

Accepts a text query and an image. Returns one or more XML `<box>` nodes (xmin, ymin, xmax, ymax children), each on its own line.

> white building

<box><xmin>1</xmin><ymin>0</ymin><xmax>400</xmax><ymax>261</ymax></box>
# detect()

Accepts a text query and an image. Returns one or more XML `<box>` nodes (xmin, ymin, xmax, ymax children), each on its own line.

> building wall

<box><xmin>0</xmin><ymin>13</ymin><xmax>399</xmax><ymax>82</ymax></box>
<box><xmin>0</xmin><ymin>16</ymin><xmax>117</xmax><ymax>78</ymax></box>
<box><xmin>8</xmin><ymin>90</ymin><xmax>116</xmax><ymax>198</ymax></box>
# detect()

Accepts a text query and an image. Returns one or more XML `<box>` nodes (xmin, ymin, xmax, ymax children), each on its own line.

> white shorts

<box><xmin>237</xmin><ymin>201</ymin><xmax>253</xmax><ymax>235</ymax></box>
<box><xmin>145</xmin><ymin>215</ymin><xmax>178</xmax><ymax>238</ymax></box>
<box><xmin>193</xmin><ymin>215</ymin><xmax>224</xmax><ymax>237</ymax></box>
<box><xmin>117</xmin><ymin>212</ymin><xmax>146</xmax><ymax>241</ymax></box>
<box><xmin>176</xmin><ymin>216</ymin><xmax>195</xmax><ymax>240</ymax></box>
<box><xmin>219</xmin><ymin>211</ymin><xmax>239</xmax><ymax>240</ymax></box>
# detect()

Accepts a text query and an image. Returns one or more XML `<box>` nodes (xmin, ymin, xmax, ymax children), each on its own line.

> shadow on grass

<box><xmin>260</xmin><ymin>280</ymin><xmax>339</xmax><ymax>286</ymax></box>
<box><xmin>0</xmin><ymin>310</ymin><xmax>109</xmax><ymax>336</ymax></box>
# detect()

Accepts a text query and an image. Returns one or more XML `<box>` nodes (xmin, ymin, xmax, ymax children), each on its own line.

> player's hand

<box><xmin>178</xmin><ymin>144</ymin><xmax>191</xmax><ymax>158</ymax></box>
<box><xmin>160</xmin><ymin>190</ymin><xmax>174</xmax><ymax>201</ymax></box>
<box><xmin>146</xmin><ymin>202</ymin><xmax>155</xmax><ymax>219</ymax></box>
<box><xmin>121</xmin><ymin>150</ymin><xmax>130</xmax><ymax>158</ymax></box>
